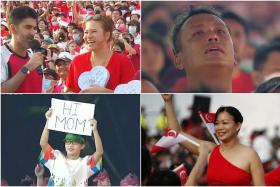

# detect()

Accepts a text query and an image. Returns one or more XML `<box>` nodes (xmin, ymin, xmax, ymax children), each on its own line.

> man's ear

<box><xmin>9</xmin><ymin>24</ymin><xmax>17</xmax><ymax>35</ymax></box>
<box><xmin>251</xmin><ymin>70</ymin><xmax>263</xmax><ymax>87</ymax></box>
<box><xmin>174</xmin><ymin>53</ymin><xmax>184</xmax><ymax>70</ymax></box>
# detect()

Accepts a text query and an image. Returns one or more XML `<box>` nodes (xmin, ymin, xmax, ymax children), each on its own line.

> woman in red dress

<box><xmin>65</xmin><ymin>15</ymin><xmax>135</xmax><ymax>93</ymax></box>
<box><xmin>162</xmin><ymin>94</ymin><xmax>265</xmax><ymax>185</ymax></box>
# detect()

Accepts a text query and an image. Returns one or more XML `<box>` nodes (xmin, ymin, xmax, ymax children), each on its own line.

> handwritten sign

<box><xmin>48</xmin><ymin>98</ymin><xmax>95</xmax><ymax>136</ymax></box>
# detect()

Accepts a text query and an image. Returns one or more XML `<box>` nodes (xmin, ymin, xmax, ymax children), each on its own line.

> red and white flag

<box><xmin>150</xmin><ymin>129</ymin><xmax>199</xmax><ymax>154</ymax></box>
<box><xmin>58</xmin><ymin>17</ymin><xmax>70</xmax><ymax>27</ymax></box>
<box><xmin>173</xmin><ymin>164</ymin><xmax>188</xmax><ymax>185</ymax></box>
<box><xmin>199</xmin><ymin>111</ymin><xmax>220</xmax><ymax>144</ymax></box>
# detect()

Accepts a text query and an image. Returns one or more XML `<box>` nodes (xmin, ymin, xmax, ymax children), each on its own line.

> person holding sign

<box><xmin>39</xmin><ymin>108</ymin><xmax>103</xmax><ymax>186</ymax></box>
<box><xmin>65</xmin><ymin>15</ymin><xmax>135</xmax><ymax>93</ymax></box>
<box><xmin>161</xmin><ymin>94</ymin><xmax>265</xmax><ymax>185</ymax></box>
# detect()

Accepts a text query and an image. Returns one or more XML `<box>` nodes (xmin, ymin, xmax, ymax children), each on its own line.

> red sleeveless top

<box><xmin>207</xmin><ymin>145</ymin><xmax>252</xmax><ymax>185</ymax></box>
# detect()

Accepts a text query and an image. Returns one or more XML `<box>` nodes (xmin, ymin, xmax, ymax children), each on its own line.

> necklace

<box><xmin>90</xmin><ymin>49</ymin><xmax>112</xmax><ymax>67</ymax></box>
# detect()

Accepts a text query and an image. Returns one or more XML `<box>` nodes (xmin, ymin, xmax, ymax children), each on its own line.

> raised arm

<box><xmin>250</xmin><ymin>150</ymin><xmax>265</xmax><ymax>185</ymax></box>
<box><xmin>40</xmin><ymin>108</ymin><xmax>52</xmax><ymax>152</ymax></box>
<box><xmin>162</xmin><ymin>94</ymin><xmax>215</xmax><ymax>155</ymax></box>
<box><xmin>34</xmin><ymin>164</ymin><xmax>45</xmax><ymax>186</ymax></box>
<box><xmin>90</xmin><ymin>119</ymin><xmax>104</xmax><ymax>163</ymax></box>
<box><xmin>185</xmin><ymin>142</ymin><xmax>211</xmax><ymax>186</ymax></box>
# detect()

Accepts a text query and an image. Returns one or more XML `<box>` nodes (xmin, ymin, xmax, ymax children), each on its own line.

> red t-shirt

<box><xmin>124</xmin><ymin>44</ymin><xmax>140</xmax><ymax>72</ymax></box>
<box><xmin>232</xmin><ymin>70</ymin><xmax>254</xmax><ymax>93</ymax></box>
<box><xmin>1</xmin><ymin>44</ymin><xmax>43</xmax><ymax>93</ymax></box>
<box><xmin>66</xmin><ymin>51</ymin><xmax>135</xmax><ymax>92</ymax></box>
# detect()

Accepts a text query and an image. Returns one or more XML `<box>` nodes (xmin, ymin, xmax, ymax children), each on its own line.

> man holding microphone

<box><xmin>1</xmin><ymin>6</ymin><xmax>44</xmax><ymax>93</ymax></box>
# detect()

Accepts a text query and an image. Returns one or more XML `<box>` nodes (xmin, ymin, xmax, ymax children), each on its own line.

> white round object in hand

<box><xmin>114</xmin><ymin>80</ymin><xmax>140</xmax><ymax>94</ymax></box>
<box><xmin>78</xmin><ymin>66</ymin><xmax>110</xmax><ymax>90</ymax></box>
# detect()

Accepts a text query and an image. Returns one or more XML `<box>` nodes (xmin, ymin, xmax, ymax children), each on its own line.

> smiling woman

<box><xmin>161</xmin><ymin>94</ymin><xmax>265</xmax><ymax>186</ymax></box>
<box><xmin>65</xmin><ymin>15</ymin><xmax>135</xmax><ymax>93</ymax></box>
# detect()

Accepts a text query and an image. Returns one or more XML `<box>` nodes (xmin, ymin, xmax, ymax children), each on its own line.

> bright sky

<box><xmin>141</xmin><ymin>94</ymin><xmax>280</xmax><ymax>145</ymax></box>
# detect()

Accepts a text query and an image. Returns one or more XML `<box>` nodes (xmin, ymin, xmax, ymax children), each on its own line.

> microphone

<box><xmin>29</xmin><ymin>40</ymin><xmax>47</xmax><ymax>75</ymax></box>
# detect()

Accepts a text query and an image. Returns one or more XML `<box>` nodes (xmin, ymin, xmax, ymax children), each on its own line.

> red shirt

<box><xmin>232</xmin><ymin>71</ymin><xmax>254</xmax><ymax>93</ymax></box>
<box><xmin>1</xmin><ymin>44</ymin><xmax>42</xmax><ymax>93</ymax></box>
<box><xmin>66</xmin><ymin>51</ymin><xmax>135</xmax><ymax>92</ymax></box>
<box><xmin>265</xmin><ymin>165</ymin><xmax>280</xmax><ymax>186</ymax></box>
<box><xmin>124</xmin><ymin>44</ymin><xmax>140</xmax><ymax>72</ymax></box>
<box><xmin>207</xmin><ymin>145</ymin><xmax>252</xmax><ymax>185</ymax></box>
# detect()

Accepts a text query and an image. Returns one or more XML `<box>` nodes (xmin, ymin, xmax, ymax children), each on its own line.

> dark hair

<box><xmin>147</xmin><ymin>169</ymin><xmax>181</xmax><ymax>186</ymax></box>
<box><xmin>253</xmin><ymin>43</ymin><xmax>280</xmax><ymax>71</ymax></box>
<box><xmin>214</xmin><ymin>106</ymin><xmax>243</xmax><ymax>124</ymax></box>
<box><xmin>8</xmin><ymin>6</ymin><xmax>38</xmax><ymax>26</ymax></box>
<box><xmin>37</xmin><ymin>18</ymin><xmax>49</xmax><ymax>32</ymax></box>
<box><xmin>113</xmin><ymin>39</ymin><xmax>125</xmax><ymax>52</ymax></box>
<box><xmin>141</xmin><ymin>146</ymin><xmax>152</xmax><ymax>184</ymax></box>
<box><xmin>172</xmin><ymin>7</ymin><xmax>224</xmax><ymax>54</ymax></box>
<box><xmin>221</xmin><ymin>10</ymin><xmax>249</xmax><ymax>37</ymax></box>
<box><xmin>113</xmin><ymin>9</ymin><xmax>122</xmax><ymax>16</ymax></box>
<box><xmin>73</xmin><ymin>26</ymin><xmax>84</xmax><ymax>33</ymax></box>
<box><xmin>131</xmin><ymin>14</ymin><xmax>140</xmax><ymax>19</ymax></box>
<box><xmin>142</xmin><ymin>32</ymin><xmax>167</xmax><ymax>55</ymax></box>
<box><xmin>59</xmin><ymin>26</ymin><xmax>68</xmax><ymax>34</ymax></box>
<box><xmin>142</xmin><ymin>2</ymin><xmax>165</xmax><ymax>22</ymax></box>
<box><xmin>85</xmin><ymin>15</ymin><xmax>114</xmax><ymax>42</ymax></box>
<box><xmin>68</xmin><ymin>22</ymin><xmax>78</xmax><ymax>28</ymax></box>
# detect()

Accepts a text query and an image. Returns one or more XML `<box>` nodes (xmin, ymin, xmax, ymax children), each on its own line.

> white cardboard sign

<box><xmin>48</xmin><ymin>98</ymin><xmax>95</xmax><ymax>136</ymax></box>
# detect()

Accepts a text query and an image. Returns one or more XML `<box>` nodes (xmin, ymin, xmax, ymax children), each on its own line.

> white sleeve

<box><xmin>1</xmin><ymin>45</ymin><xmax>11</xmax><ymax>83</ymax></box>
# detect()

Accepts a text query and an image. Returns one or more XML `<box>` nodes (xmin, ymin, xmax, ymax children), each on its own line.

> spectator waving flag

<box><xmin>199</xmin><ymin>111</ymin><xmax>220</xmax><ymax>144</ymax></box>
<box><xmin>58</xmin><ymin>17</ymin><xmax>70</xmax><ymax>27</ymax></box>
<box><xmin>173</xmin><ymin>164</ymin><xmax>188</xmax><ymax>185</ymax></box>
<box><xmin>150</xmin><ymin>128</ymin><xmax>199</xmax><ymax>154</ymax></box>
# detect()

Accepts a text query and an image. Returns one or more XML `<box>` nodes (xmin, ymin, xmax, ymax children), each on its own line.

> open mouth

<box><xmin>217</xmin><ymin>131</ymin><xmax>226</xmax><ymax>137</ymax></box>
<box><xmin>87</xmin><ymin>41</ymin><xmax>96</xmax><ymax>45</ymax></box>
<box><xmin>205</xmin><ymin>46</ymin><xmax>224</xmax><ymax>54</ymax></box>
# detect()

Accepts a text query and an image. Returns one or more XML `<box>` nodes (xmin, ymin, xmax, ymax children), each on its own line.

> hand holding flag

<box><xmin>173</xmin><ymin>164</ymin><xmax>188</xmax><ymax>185</ymax></box>
<box><xmin>199</xmin><ymin>112</ymin><xmax>220</xmax><ymax>144</ymax></box>
<box><xmin>150</xmin><ymin>128</ymin><xmax>200</xmax><ymax>154</ymax></box>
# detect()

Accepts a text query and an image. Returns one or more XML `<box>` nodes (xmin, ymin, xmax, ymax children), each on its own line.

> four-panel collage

<box><xmin>1</xmin><ymin>0</ymin><xmax>280</xmax><ymax>186</ymax></box>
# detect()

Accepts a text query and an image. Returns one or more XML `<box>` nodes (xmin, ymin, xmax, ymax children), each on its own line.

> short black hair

<box><xmin>172</xmin><ymin>7</ymin><xmax>224</xmax><ymax>54</ymax></box>
<box><xmin>221</xmin><ymin>10</ymin><xmax>249</xmax><ymax>37</ymax></box>
<box><xmin>8</xmin><ymin>6</ymin><xmax>38</xmax><ymax>26</ymax></box>
<box><xmin>73</xmin><ymin>26</ymin><xmax>84</xmax><ymax>33</ymax></box>
<box><xmin>253</xmin><ymin>43</ymin><xmax>280</xmax><ymax>71</ymax></box>
<box><xmin>214</xmin><ymin>106</ymin><xmax>243</xmax><ymax>124</ymax></box>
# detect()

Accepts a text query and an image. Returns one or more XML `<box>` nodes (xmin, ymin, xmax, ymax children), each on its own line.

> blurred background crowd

<box><xmin>1</xmin><ymin>0</ymin><xmax>140</xmax><ymax>93</ymax></box>
<box><xmin>142</xmin><ymin>1</ymin><xmax>280</xmax><ymax>92</ymax></box>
